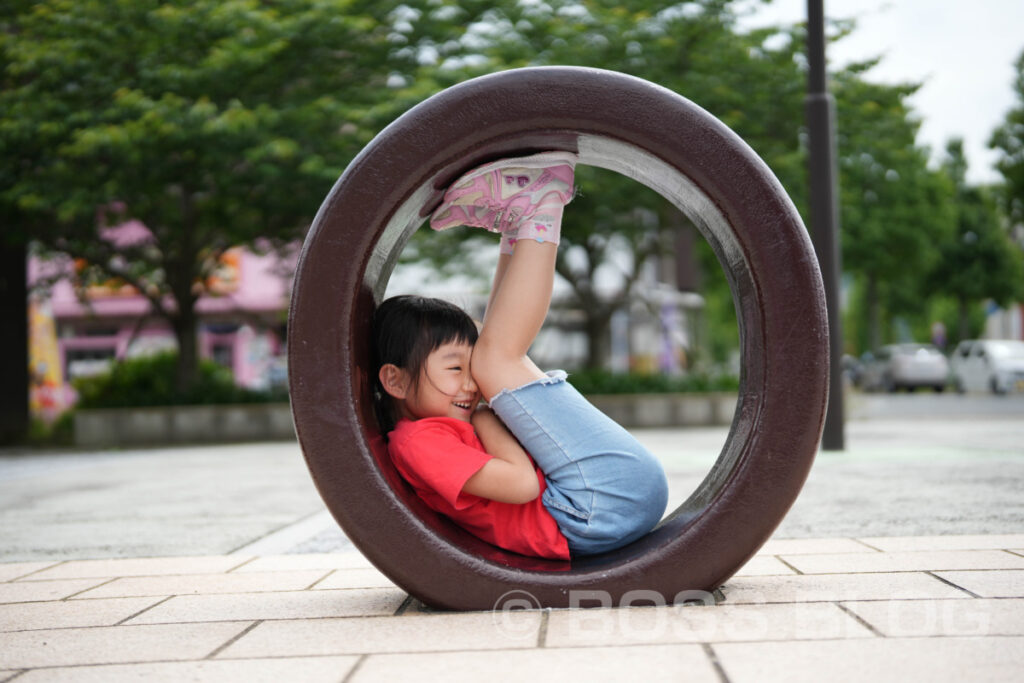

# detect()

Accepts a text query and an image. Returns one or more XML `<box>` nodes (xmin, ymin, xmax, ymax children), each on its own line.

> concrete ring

<box><xmin>288</xmin><ymin>67</ymin><xmax>829</xmax><ymax>610</ymax></box>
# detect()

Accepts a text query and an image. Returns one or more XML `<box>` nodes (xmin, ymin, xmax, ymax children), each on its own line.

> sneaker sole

<box><xmin>455</xmin><ymin>151</ymin><xmax>578</xmax><ymax>180</ymax></box>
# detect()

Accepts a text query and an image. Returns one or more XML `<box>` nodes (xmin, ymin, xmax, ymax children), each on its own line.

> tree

<box><xmin>403</xmin><ymin>0</ymin><xmax>812</xmax><ymax>368</ymax></box>
<box><xmin>990</xmin><ymin>47</ymin><xmax>1024</xmax><ymax>233</ymax></box>
<box><xmin>930</xmin><ymin>140</ymin><xmax>1024</xmax><ymax>339</ymax></box>
<box><xmin>832</xmin><ymin>67</ymin><xmax>956</xmax><ymax>351</ymax></box>
<box><xmin>1</xmin><ymin>0</ymin><xmax>421</xmax><ymax>392</ymax></box>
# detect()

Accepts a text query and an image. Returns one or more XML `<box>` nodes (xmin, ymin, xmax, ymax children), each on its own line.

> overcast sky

<box><xmin>739</xmin><ymin>0</ymin><xmax>1024</xmax><ymax>184</ymax></box>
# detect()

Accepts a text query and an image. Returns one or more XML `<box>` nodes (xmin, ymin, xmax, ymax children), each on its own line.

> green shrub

<box><xmin>566</xmin><ymin>369</ymin><xmax>739</xmax><ymax>395</ymax></box>
<box><xmin>28</xmin><ymin>412</ymin><xmax>75</xmax><ymax>446</ymax></box>
<box><xmin>74</xmin><ymin>352</ymin><xmax>286</xmax><ymax>409</ymax></box>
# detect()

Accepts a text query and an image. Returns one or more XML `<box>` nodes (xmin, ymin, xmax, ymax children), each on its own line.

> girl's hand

<box><xmin>463</xmin><ymin>405</ymin><xmax>539</xmax><ymax>504</ymax></box>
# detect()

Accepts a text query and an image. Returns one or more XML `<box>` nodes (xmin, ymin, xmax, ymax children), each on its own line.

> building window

<box><xmin>211</xmin><ymin>343</ymin><xmax>233</xmax><ymax>369</ymax></box>
<box><xmin>65</xmin><ymin>348</ymin><xmax>116</xmax><ymax>380</ymax></box>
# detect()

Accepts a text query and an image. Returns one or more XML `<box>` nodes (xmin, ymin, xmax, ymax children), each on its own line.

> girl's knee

<box><xmin>637</xmin><ymin>453</ymin><xmax>669</xmax><ymax>523</ymax></box>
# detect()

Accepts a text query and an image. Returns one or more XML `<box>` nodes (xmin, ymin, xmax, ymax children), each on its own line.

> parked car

<box><xmin>859</xmin><ymin>344</ymin><xmax>949</xmax><ymax>393</ymax></box>
<box><xmin>950</xmin><ymin>339</ymin><xmax>1024</xmax><ymax>395</ymax></box>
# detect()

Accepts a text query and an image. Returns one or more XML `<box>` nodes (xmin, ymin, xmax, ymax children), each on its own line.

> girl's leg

<box><xmin>483</xmin><ymin>251</ymin><xmax>512</xmax><ymax>323</ymax></box>
<box><xmin>473</xmin><ymin>239</ymin><xmax>557</xmax><ymax>401</ymax></box>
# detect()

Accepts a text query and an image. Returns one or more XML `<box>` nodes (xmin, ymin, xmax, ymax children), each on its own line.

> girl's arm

<box><xmin>462</xmin><ymin>407</ymin><xmax>540</xmax><ymax>504</ymax></box>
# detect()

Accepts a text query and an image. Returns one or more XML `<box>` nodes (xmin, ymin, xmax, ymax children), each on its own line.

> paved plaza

<box><xmin>1</xmin><ymin>394</ymin><xmax>1022</xmax><ymax>681</ymax></box>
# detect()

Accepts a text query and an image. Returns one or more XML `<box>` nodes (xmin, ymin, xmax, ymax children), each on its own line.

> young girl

<box><xmin>372</xmin><ymin>152</ymin><xmax>668</xmax><ymax>560</ymax></box>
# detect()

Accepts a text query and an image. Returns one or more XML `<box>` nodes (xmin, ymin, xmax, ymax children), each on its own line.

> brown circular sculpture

<box><xmin>288</xmin><ymin>67</ymin><xmax>829</xmax><ymax>610</ymax></box>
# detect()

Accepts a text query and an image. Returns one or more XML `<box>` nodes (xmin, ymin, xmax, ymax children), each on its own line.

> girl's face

<box><xmin>401</xmin><ymin>340</ymin><xmax>480</xmax><ymax>422</ymax></box>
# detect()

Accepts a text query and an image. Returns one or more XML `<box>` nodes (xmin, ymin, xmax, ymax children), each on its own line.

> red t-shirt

<box><xmin>388</xmin><ymin>417</ymin><xmax>570</xmax><ymax>560</ymax></box>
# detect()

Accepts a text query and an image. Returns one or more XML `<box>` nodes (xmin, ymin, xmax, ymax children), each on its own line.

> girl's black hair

<box><xmin>371</xmin><ymin>295</ymin><xmax>479</xmax><ymax>434</ymax></box>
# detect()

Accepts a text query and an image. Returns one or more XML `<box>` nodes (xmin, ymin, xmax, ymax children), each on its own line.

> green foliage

<box><xmin>406</xmin><ymin>0</ymin><xmax>806</xmax><ymax>368</ymax></box>
<box><xmin>991</xmin><ymin>48</ymin><xmax>1024</xmax><ymax>229</ymax></box>
<box><xmin>832</xmin><ymin>68</ymin><xmax>957</xmax><ymax>350</ymax></box>
<box><xmin>73</xmin><ymin>352</ymin><xmax>284</xmax><ymax>408</ymax></box>
<box><xmin>928</xmin><ymin>139</ymin><xmax>1024</xmax><ymax>338</ymax></box>
<box><xmin>567</xmin><ymin>368</ymin><xmax>739</xmax><ymax>396</ymax></box>
<box><xmin>27</xmin><ymin>412</ymin><xmax>75</xmax><ymax>447</ymax></box>
<box><xmin>1</xmin><ymin>0</ymin><xmax>421</xmax><ymax>389</ymax></box>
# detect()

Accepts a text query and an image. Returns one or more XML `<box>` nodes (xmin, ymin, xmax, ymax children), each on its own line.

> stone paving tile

<box><xmin>546</xmin><ymin>602</ymin><xmax>873</xmax><ymax>647</ymax></box>
<box><xmin>0</xmin><ymin>596</ymin><xmax>162</xmax><ymax>632</ymax></box>
<box><xmin>232</xmin><ymin>553</ymin><xmax>375</xmax><ymax>573</ymax></box>
<box><xmin>71</xmin><ymin>570</ymin><xmax>330</xmax><ymax>600</ymax></box>
<box><xmin>354</xmin><ymin>644</ymin><xmax>720</xmax><ymax>682</ymax></box>
<box><xmin>758</xmin><ymin>538</ymin><xmax>877</xmax><ymax>555</ymax></box>
<box><xmin>720</xmin><ymin>572</ymin><xmax>970</xmax><ymax>604</ymax></box>
<box><xmin>0</xmin><ymin>562</ymin><xmax>60</xmax><ymax>582</ymax></box>
<box><xmin>309</xmin><ymin>568</ymin><xmax>397</xmax><ymax>590</ymax></box>
<box><xmin>26</xmin><ymin>556</ymin><xmax>251</xmax><ymax>581</ymax></box>
<box><xmin>14</xmin><ymin>656</ymin><xmax>360</xmax><ymax>683</ymax></box>
<box><xmin>842</xmin><ymin>598</ymin><xmax>1024</xmax><ymax>637</ymax></box>
<box><xmin>0</xmin><ymin>621</ymin><xmax>250</xmax><ymax>669</ymax></box>
<box><xmin>713</xmin><ymin>635</ymin><xmax>1024</xmax><ymax>683</ymax></box>
<box><xmin>0</xmin><ymin>579</ymin><xmax>109</xmax><ymax>605</ymax></box>
<box><xmin>858</xmin><ymin>534</ymin><xmax>1024</xmax><ymax>552</ymax></box>
<box><xmin>733</xmin><ymin>556</ymin><xmax>797</xmax><ymax>577</ymax></box>
<box><xmin>218</xmin><ymin>612</ymin><xmax>542</xmax><ymax>658</ymax></box>
<box><xmin>934</xmin><ymin>569</ymin><xmax>1024</xmax><ymax>598</ymax></box>
<box><xmin>127</xmin><ymin>587</ymin><xmax>407</xmax><ymax>624</ymax></box>
<box><xmin>782</xmin><ymin>550</ymin><xmax>1024</xmax><ymax>575</ymax></box>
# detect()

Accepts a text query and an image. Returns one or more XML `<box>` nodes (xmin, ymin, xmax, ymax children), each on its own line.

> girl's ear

<box><xmin>379</xmin><ymin>364</ymin><xmax>411</xmax><ymax>399</ymax></box>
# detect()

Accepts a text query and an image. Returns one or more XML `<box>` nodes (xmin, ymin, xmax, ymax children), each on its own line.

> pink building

<box><xmin>28</xmin><ymin>236</ymin><xmax>296</xmax><ymax>411</ymax></box>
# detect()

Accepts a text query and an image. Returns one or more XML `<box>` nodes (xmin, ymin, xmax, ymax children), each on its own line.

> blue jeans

<box><xmin>489</xmin><ymin>371</ymin><xmax>669</xmax><ymax>556</ymax></box>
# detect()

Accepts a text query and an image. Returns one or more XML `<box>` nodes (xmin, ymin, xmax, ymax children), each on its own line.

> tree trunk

<box><xmin>171</xmin><ymin>306</ymin><xmax>200</xmax><ymax>396</ymax></box>
<box><xmin>583</xmin><ymin>308</ymin><xmax>613</xmax><ymax>370</ymax></box>
<box><xmin>0</xmin><ymin>241</ymin><xmax>29</xmax><ymax>444</ymax></box>
<box><xmin>672</xmin><ymin>218</ymin><xmax>702</xmax><ymax>293</ymax></box>
<box><xmin>866</xmin><ymin>274</ymin><xmax>882</xmax><ymax>351</ymax></box>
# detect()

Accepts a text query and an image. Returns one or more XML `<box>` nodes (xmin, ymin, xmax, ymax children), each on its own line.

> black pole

<box><xmin>0</xmin><ymin>240</ymin><xmax>30</xmax><ymax>445</ymax></box>
<box><xmin>805</xmin><ymin>0</ymin><xmax>845</xmax><ymax>450</ymax></box>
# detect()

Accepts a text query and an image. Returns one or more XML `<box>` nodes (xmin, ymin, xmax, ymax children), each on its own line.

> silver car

<box><xmin>860</xmin><ymin>344</ymin><xmax>949</xmax><ymax>393</ymax></box>
<box><xmin>950</xmin><ymin>339</ymin><xmax>1024</xmax><ymax>394</ymax></box>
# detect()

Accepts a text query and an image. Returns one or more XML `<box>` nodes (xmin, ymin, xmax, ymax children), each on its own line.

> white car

<box><xmin>950</xmin><ymin>339</ymin><xmax>1024</xmax><ymax>395</ymax></box>
<box><xmin>859</xmin><ymin>344</ymin><xmax>949</xmax><ymax>392</ymax></box>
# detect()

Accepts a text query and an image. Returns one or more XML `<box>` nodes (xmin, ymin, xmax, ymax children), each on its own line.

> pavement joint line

<box><xmin>303</xmin><ymin>569</ymin><xmax>336</xmax><ymax>591</ymax></box>
<box><xmin>0</xmin><ymin>671</ymin><xmax>26</xmax><ymax>683</ymax></box>
<box><xmin>774</xmin><ymin>555</ymin><xmax>804</xmax><ymax>575</ymax></box>
<box><xmin>925</xmin><ymin>571</ymin><xmax>985</xmax><ymax>598</ymax></box>
<box><xmin>342</xmin><ymin>654</ymin><xmax>368</xmax><ymax>683</ymax></box>
<box><xmin>701</xmin><ymin>643</ymin><xmax>731</xmax><ymax>683</ymax></box>
<box><xmin>115</xmin><ymin>595</ymin><xmax>174</xmax><ymax>626</ymax></box>
<box><xmin>63</xmin><ymin>586</ymin><xmax>405</xmax><ymax>601</ymax></box>
<box><xmin>224</xmin><ymin>556</ymin><xmax>258</xmax><ymax>573</ymax></box>
<box><xmin>204</xmin><ymin>619</ymin><xmax>262</xmax><ymax>660</ymax></box>
<box><xmin>301</xmin><ymin>570</ymin><xmax>334</xmax><ymax>591</ymax></box>
<box><xmin>537</xmin><ymin>609</ymin><xmax>550</xmax><ymax>647</ymax></box>
<box><xmin>1001</xmin><ymin>549</ymin><xmax>1024</xmax><ymax>558</ymax></box>
<box><xmin>6</xmin><ymin>562</ymin><xmax>63</xmax><ymax>582</ymax></box>
<box><xmin>834</xmin><ymin>600</ymin><xmax>886</xmax><ymax>637</ymax></box>
<box><xmin>852</xmin><ymin>538</ymin><xmax>885</xmax><ymax>552</ymax></box>
<box><xmin>227</xmin><ymin>509</ymin><xmax>335</xmax><ymax>556</ymax></box>
<box><xmin>60</xmin><ymin>577</ymin><xmax>117</xmax><ymax>600</ymax></box>
<box><xmin>392</xmin><ymin>594</ymin><xmax>414</xmax><ymax>616</ymax></box>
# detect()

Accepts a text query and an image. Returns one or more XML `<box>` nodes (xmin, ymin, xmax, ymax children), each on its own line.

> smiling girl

<box><xmin>371</xmin><ymin>152</ymin><xmax>668</xmax><ymax>560</ymax></box>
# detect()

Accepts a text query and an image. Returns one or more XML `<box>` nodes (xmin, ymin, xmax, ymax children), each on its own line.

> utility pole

<box><xmin>805</xmin><ymin>0</ymin><xmax>845</xmax><ymax>450</ymax></box>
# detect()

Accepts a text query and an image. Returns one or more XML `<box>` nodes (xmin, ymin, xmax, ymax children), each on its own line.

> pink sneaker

<box><xmin>430</xmin><ymin>151</ymin><xmax>576</xmax><ymax>246</ymax></box>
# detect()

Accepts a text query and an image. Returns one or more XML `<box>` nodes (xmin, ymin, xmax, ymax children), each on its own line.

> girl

<box><xmin>372</xmin><ymin>152</ymin><xmax>668</xmax><ymax>560</ymax></box>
